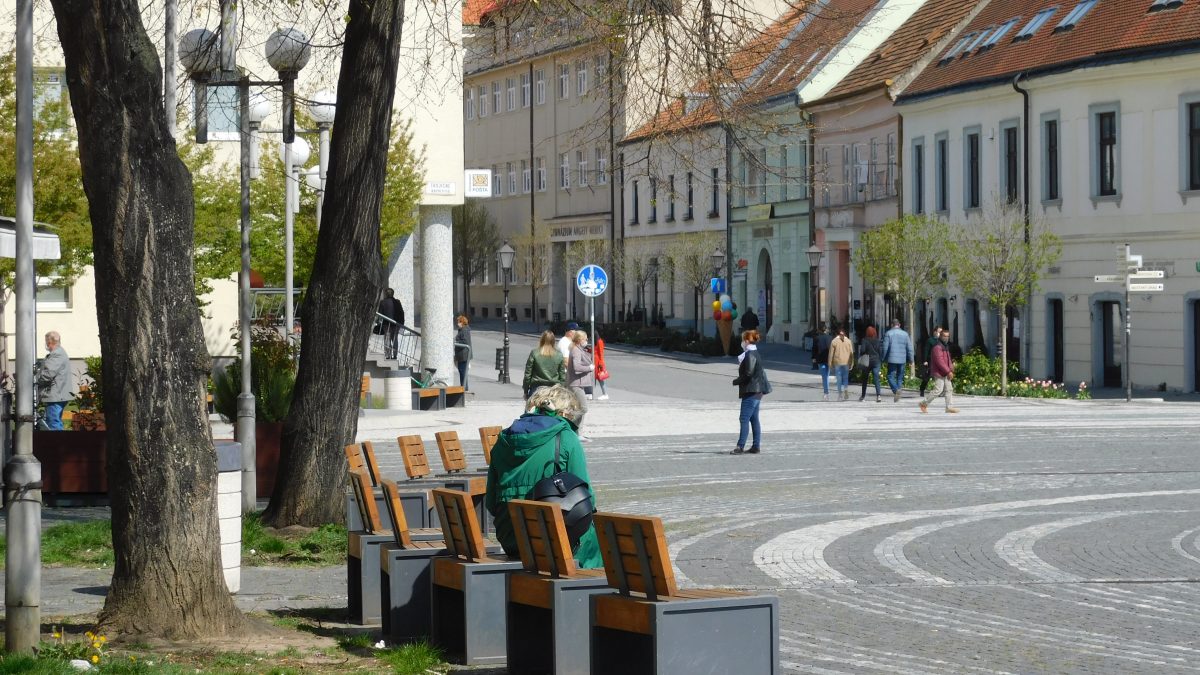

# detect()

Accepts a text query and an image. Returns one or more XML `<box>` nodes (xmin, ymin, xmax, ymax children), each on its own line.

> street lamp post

<box><xmin>182</xmin><ymin>23</ymin><xmax>311</xmax><ymax>511</ymax></box>
<box><xmin>307</xmin><ymin>90</ymin><xmax>336</xmax><ymax>230</ymax></box>
<box><xmin>498</xmin><ymin>242</ymin><xmax>515</xmax><ymax>384</ymax></box>
<box><xmin>807</xmin><ymin>244</ymin><xmax>823</xmax><ymax>334</ymax></box>
<box><xmin>279</xmin><ymin>136</ymin><xmax>311</xmax><ymax>337</ymax></box>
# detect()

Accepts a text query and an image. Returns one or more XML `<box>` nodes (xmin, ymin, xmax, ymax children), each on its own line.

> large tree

<box><xmin>263</xmin><ymin>0</ymin><xmax>410</xmax><ymax>527</ymax></box>
<box><xmin>49</xmin><ymin>1</ymin><xmax>244</xmax><ymax>637</ymax></box>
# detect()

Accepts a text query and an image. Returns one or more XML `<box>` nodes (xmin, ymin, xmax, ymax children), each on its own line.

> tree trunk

<box><xmin>49</xmin><ymin>1</ymin><xmax>245</xmax><ymax>637</ymax></box>
<box><xmin>999</xmin><ymin>305</ymin><xmax>1008</xmax><ymax>395</ymax></box>
<box><xmin>264</xmin><ymin>0</ymin><xmax>407</xmax><ymax>527</ymax></box>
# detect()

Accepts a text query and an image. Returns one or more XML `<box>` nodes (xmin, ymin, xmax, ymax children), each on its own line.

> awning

<box><xmin>0</xmin><ymin>216</ymin><xmax>62</xmax><ymax>260</ymax></box>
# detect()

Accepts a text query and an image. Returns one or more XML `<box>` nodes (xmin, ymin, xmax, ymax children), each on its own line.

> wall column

<box><xmin>419</xmin><ymin>205</ymin><xmax>454</xmax><ymax>385</ymax></box>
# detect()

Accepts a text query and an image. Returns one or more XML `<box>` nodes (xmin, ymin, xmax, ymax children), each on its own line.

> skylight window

<box><xmin>1016</xmin><ymin>7</ymin><xmax>1056</xmax><ymax>39</ymax></box>
<box><xmin>942</xmin><ymin>32</ymin><xmax>977</xmax><ymax>61</ymax></box>
<box><xmin>966</xmin><ymin>27</ymin><xmax>994</xmax><ymax>53</ymax></box>
<box><xmin>981</xmin><ymin>17</ymin><xmax>1020</xmax><ymax>48</ymax></box>
<box><xmin>1055</xmin><ymin>0</ymin><xmax>1097</xmax><ymax>31</ymax></box>
<box><xmin>1149</xmin><ymin>0</ymin><xmax>1183</xmax><ymax>10</ymax></box>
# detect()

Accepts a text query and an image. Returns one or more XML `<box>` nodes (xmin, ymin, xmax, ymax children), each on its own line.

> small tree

<box><xmin>853</xmin><ymin>214</ymin><xmax>953</xmax><ymax>352</ymax></box>
<box><xmin>560</xmin><ymin>237</ymin><xmax>611</xmax><ymax>319</ymax></box>
<box><xmin>513</xmin><ymin>223</ymin><xmax>552</xmax><ymax>324</ymax></box>
<box><xmin>619</xmin><ymin>237</ymin><xmax>660</xmax><ymax>322</ymax></box>
<box><xmin>949</xmin><ymin>200</ymin><xmax>1061</xmax><ymax>395</ymax></box>
<box><xmin>451</xmin><ymin>199</ymin><xmax>500</xmax><ymax>313</ymax></box>
<box><xmin>664</xmin><ymin>231</ymin><xmax>723</xmax><ymax>333</ymax></box>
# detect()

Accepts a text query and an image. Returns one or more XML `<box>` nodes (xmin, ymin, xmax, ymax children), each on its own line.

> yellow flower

<box><xmin>99</xmin><ymin>636</ymin><xmax>107</xmax><ymax>643</ymax></box>
<box><xmin>90</xmin><ymin>655</ymin><xmax>99</xmax><ymax>663</ymax></box>
<box><xmin>52</xmin><ymin>631</ymin><xmax>61</xmax><ymax>639</ymax></box>
<box><xmin>93</xmin><ymin>641</ymin><xmax>102</xmax><ymax>649</ymax></box>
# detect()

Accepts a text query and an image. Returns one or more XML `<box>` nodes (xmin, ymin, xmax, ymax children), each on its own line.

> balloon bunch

<box><xmin>711</xmin><ymin>293</ymin><xmax>737</xmax><ymax>321</ymax></box>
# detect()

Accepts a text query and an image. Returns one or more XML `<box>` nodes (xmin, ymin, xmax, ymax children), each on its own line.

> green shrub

<box><xmin>953</xmin><ymin>349</ymin><xmax>1024</xmax><ymax>396</ymax></box>
<box><xmin>213</xmin><ymin>321</ymin><xmax>297</xmax><ymax>423</ymax></box>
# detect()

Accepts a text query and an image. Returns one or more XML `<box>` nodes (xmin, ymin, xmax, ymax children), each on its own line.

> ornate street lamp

<box><xmin>711</xmin><ymin>247</ymin><xmax>726</xmax><ymax>276</ymax></box>
<box><xmin>807</xmin><ymin>244</ymin><xmax>823</xmax><ymax>333</ymax></box>
<box><xmin>498</xmin><ymin>242</ymin><xmax>516</xmax><ymax>384</ymax></box>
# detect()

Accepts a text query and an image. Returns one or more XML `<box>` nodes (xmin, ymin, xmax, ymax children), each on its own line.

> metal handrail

<box><xmin>369</xmin><ymin>313</ymin><xmax>421</xmax><ymax>370</ymax></box>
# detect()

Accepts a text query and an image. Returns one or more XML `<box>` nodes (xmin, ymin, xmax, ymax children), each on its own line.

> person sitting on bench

<box><xmin>484</xmin><ymin>384</ymin><xmax>602</xmax><ymax>568</ymax></box>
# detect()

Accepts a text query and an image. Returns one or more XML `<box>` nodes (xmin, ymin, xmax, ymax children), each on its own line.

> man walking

<box><xmin>920</xmin><ymin>328</ymin><xmax>959</xmax><ymax>414</ymax></box>
<box><xmin>812</xmin><ymin>325</ymin><xmax>833</xmax><ymax>401</ymax></box>
<box><xmin>557</xmin><ymin>322</ymin><xmax>578</xmax><ymax>360</ymax></box>
<box><xmin>38</xmin><ymin>331</ymin><xmax>73</xmax><ymax>430</ymax></box>
<box><xmin>828</xmin><ymin>326</ymin><xmax>854</xmax><ymax>401</ymax></box>
<box><xmin>881</xmin><ymin>318</ymin><xmax>914</xmax><ymax>402</ymax></box>
<box><xmin>919</xmin><ymin>327</ymin><xmax>942</xmax><ymax>397</ymax></box>
<box><xmin>377</xmin><ymin>288</ymin><xmax>405</xmax><ymax>359</ymax></box>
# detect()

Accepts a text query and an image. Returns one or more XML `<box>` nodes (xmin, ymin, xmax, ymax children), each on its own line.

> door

<box><xmin>756</xmin><ymin>249</ymin><xmax>774</xmax><ymax>334</ymax></box>
<box><xmin>1006</xmin><ymin>305</ymin><xmax>1021</xmax><ymax>367</ymax></box>
<box><xmin>1047</xmin><ymin>299</ymin><xmax>1064</xmax><ymax>383</ymax></box>
<box><xmin>1101</xmin><ymin>301</ymin><xmax>1123</xmax><ymax>387</ymax></box>
<box><xmin>1193</xmin><ymin>300</ymin><xmax>1200</xmax><ymax>392</ymax></box>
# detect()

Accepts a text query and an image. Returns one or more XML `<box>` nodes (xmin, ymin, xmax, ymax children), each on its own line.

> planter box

<box><xmin>33</xmin><ymin>430</ymin><xmax>108</xmax><ymax>495</ymax></box>
<box><xmin>256</xmin><ymin>421</ymin><xmax>283</xmax><ymax>498</ymax></box>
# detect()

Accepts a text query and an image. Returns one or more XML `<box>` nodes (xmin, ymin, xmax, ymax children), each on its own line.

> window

<box><xmin>942</xmin><ymin>32</ymin><xmax>977</xmax><ymax>61</ymax></box>
<box><xmin>491</xmin><ymin>164</ymin><xmax>500</xmax><ymax>196</ymax></box>
<box><xmin>1017</xmin><ymin>7</ymin><xmax>1056</xmax><ymax>39</ymax></box>
<box><xmin>841</xmin><ymin>145</ymin><xmax>851</xmax><ymax>203</ymax></box>
<box><xmin>559</xmin><ymin>64</ymin><xmax>570</xmax><ymax>99</ymax></box>
<box><xmin>781</xmin><ymin>273</ymin><xmax>791</xmax><ymax>322</ymax></box>
<box><xmin>886</xmin><ymin>133</ymin><xmax>896</xmax><ymax>197</ymax></box>
<box><xmin>965</xmin><ymin>129</ymin><xmax>981</xmax><ymax>209</ymax></box>
<box><xmin>1096</xmin><ymin>109</ymin><xmax>1118</xmax><ymax>196</ymax></box>
<box><xmin>631</xmin><ymin>180</ymin><xmax>640</xmax><ymax>224</ymax></box>
<box><xmin>666</xmin><ymin>175</ymin><xmax>675</xmax><ymax>220</ymax></box>
<box><xmin>1043</xmin><ymin>115</ymin><xmax>1061</xmax><ymax>200</ymax></box>
<box><xmin>757</xmin><ymin>148</ymin><xmax>768</xmax><ymax>201</ymax></box>
<box><xmin>779</xmin><ymin>145</ymin><xmax>789</xmax><ymax>201</ymax></box>
<box><xmin>594</xmin><ymin>55</ymin><xmax>608</xmax><ymax>87</ymax></box>
<box><xmin>869</xmin><ymin>138</ymin><xmax>879</xmax><ymax>199</ymax></box>
<box><xmin>492</xmin><ymin>81</ymin><xmax>501</xmax><ymax>115</ymax></box>
<box><xmin>685</xmin><ymin>172</ymin><xmax>694</xmax><ymax>219</ymax></box>
<box><xmin>710</xmin><ymin>168</ymin><xmax>721</xmax><ymax>216</ymax></box>
<box><xmin>747</xmin><ymin>152</ymin><xmax>761</xmax><ymax>204</ymax></box>
<box><xmin>935</xmin><ymin>134</ymin><xmax>948</xmax><ymax>211</ymax></box>
<box><xmin>576</xmin><ymin>59</ymin><xmax>588</xmax><ymax>96</ymax></box>
<box><xmin>33</xmin><ymin>69</ymin><xmax>68</xmax><ymax>125</ymax></box>
<box><xmin>595</xmin><ymin>147</ymin><xmax>608</xmax><ymax>184</ymax></box>
<box><xmin>479</xmin><ymin>85</ymin><xmax>489</xmax><ymax>117</ymax></box>
<box><xmin>1056</xmin><ymin>0</ymin><xmax>1096</xmax><ymax>30</ymax></box>
<box><xmin>821</xmin><ymin>148</ymin><xmax>831</xmax><ymax>207</ymax></box>
<box><xmin>520</xmin><ymin>73</ymin><xmax>531</xmax><ymax>108</ymax></box>
<box><xmin>982</xmin><ymin>17</ymin><xmax>1019</xmax><ymax>48</ymax></box>
<box><xmin>577</xmin><ymin>150</ymin><xmax>589</xmax><ymax>187</ymax></box>
<box><xmin>508</xmin><ymin>162</ymin><xmax>516</xmax><ymax>194</ymax></box>
<box><xmin>536</xmin><ymin>157</ymin><xmax>546</xmax><ymax>191</ymax></box>
<box><xmin>1151</xmin><ymin>0</ymin><xmax>1184</xmax><ymax>9</ymax></box>
<box><xmin>465</xmin><ymin>88</ymin><xmax>475</xmax><ymax>120</ymax></box>
<box><xmin>1189</xmin><ymin>101</ymin><xmax>1200</xmax><ymax>190</ymax></box>
<box><xmin>912</xmin><ymin>138</ymin><xmax>925</xmax><ymax>214</ymax></box>
<box><xmin>559</xmin><ymin>153</ymin><xmax>570</xmax><ymax>188</ymax></box>
<box><xmin>534</xmin><ymin>69</ymin><xmax>546</xmax><ymax>105</ymax></box>
<box><xmin>521</xmin><ymin>160</ymin><xmax>531</xmax><ymax>192</ymax></box>
<box><xmin>965</xmin><ymin>28</ymin><xmax>993</xmax><ymax>54</ymax></box>
<box><xmin>36</xmin><ymin>278</ymin><xmax>71</xmax><ymax>310</ymax></box>
<box><xmin>204</xmin><ymin>85</ymin><xmax>240</xmax><ymax>138</ymax></box>
<box><xmin>506</xmin><ymin>77</ymin><xmax>516</xmax><ymax>111</ymax></box>
<box><xmin>1001</xmin><ymin>122</ymin><xmax>1019</xmax><ymax>203</ymax></box>
<box><xmin>649</xmin><ymin>178</ymin><xmax>658</xmax><ymax>222</ymax></box>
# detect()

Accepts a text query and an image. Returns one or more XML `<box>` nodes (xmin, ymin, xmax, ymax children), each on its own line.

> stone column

<box><xmin>419</xmin><ymin>205</ymin><xmax>454</xmax><ymax>386</ymax></box>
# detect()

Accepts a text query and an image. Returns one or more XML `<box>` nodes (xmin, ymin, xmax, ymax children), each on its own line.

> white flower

<box><xmin>374</xmin><ymin>640</ymin><xmax>387</xmax><ymax>649</ymax></box>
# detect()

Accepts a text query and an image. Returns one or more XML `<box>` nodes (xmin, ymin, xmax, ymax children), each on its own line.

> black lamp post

<box><xmin>498</xmin><ymin>241</ymin><xmax>515</xmax><ymax>384</ymax></box>
<box><xmin>807</xmin><ymin>244</ymin><xmax>823</xmax><ymax>333</ymax></box>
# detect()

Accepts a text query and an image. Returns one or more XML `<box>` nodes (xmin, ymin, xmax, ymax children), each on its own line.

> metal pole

<box><xmin>237</xmin><ymin>79</ymin><xmax>257</xmax><ymax>511</ymax></box>
<box><xmin>502</xmin><ymin>271</ymin><xmax>511</xmax><ymax>384</ymax></box>
<box><xmin>316</xmin><ymin>123</ymin><xmax>330</xmax><ymax>230</ymax></box>
<box><xmin>284</xmin><ymin>143</ymin><xmax>294</xmax><ymax>338</ymax></box>
<box><xmin>164</xmin><ymin>0</ymin><xmax>178</xmax><ymax>139</ymax></box>
<box><xmin>1125</xmin><ymin>243</ymin><xmax>1132</xmax><ymax>403</ymax></box>
<box><xmin>589</xmin><ymin>296</ymin><xmax>595</xmax><ymax>359</ymax></box>
<box><xmin>5</xmin><ymin>0</ymin><xmax>42</xmax><ymax>652</ymax></box>
<box><xmin>219</xmin><ymin>0</ymin><xmax>236</xmax><ymax>72</ymax></box>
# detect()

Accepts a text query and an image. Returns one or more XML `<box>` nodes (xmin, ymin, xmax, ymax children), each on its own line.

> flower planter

<box><xmin>256</xmin><ymin>421</ymin><xmax>284</xmax><ymax>498</ymax></box>
<box><xmin>33</xmin><ymin>430</ymin><xmax>108</xmax><ymax>497</ymax></box>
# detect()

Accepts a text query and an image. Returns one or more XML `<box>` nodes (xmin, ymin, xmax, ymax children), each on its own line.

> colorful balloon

<box><xmin>713</xmin><ymin>310</ymin><xmax>723</xmax><ymax>320</ymax></box>
<box><xmin>731</xmin><ymin>309</ymin><xmax>738</xmax><ymax>319</ymax></box>
<box><xmin>722</xmin><ymin>310</ymin><xmax>732</xmax><ymax>321</ymax></box>
<box><xmin>721</xmin><ymin>300</ymin><xmax>732</xmax><ymax>311</ymax></box>
<box><xmin>712</xmin><ymin>300</ymin><xmax>721</xmax><ymax>311</ymax></box>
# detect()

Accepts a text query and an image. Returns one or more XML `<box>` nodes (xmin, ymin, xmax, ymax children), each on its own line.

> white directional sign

<box><xmin>576</xmin><ymin>264</ymin><xmax>608</xmax><ymax>297</ymax></box>
<box><xmin>1129</xmin><ymin>270</ymin><xmax>1165</xmax><ymax>279</ymax></box>
<box><xmin>1128</xmin><ymin>283</ymin><xmax>1164</xmax><ymax>292</ymax></box>
<box><xmin>1094</xmin><ymin>275</ymin><xmax>1122</xmax><ymax>283</ymax></box>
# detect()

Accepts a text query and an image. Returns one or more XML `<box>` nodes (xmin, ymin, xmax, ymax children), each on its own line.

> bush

<box><xmin>1006</xmin><ymin>377</ymin><xmax>1069</xmax><ymax>399</ymax></box>
<box><xmin>952</xmin><ymin>349</ymin><xmax>1024</xmax><ymax>396</ymax></box>
<box><xmin>212</xmin><ymin>321</ymin><xmax>297</xmax><ymax>423</ymax></box>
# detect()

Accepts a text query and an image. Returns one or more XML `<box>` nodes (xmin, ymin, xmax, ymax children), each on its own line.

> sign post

<box><xmin>1093</xmin><ymin>243</ymin><xmax>1164</xmax><ymax>401</ymax></box>
<box><xmin>576</xmin><ymin>264</ymin><xmax>608</xmax><ymax>357</ymax></box>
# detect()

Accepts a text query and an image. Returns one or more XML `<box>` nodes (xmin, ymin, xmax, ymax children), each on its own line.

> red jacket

<box><xmin>930</xmin><ymin>341</ymin><xmax>953</xmax><ymax>378</ymax></box>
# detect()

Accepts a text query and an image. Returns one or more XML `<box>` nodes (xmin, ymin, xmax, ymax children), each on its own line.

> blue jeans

<box><xmin>45</xmin><ymin>401</ymin><xmax>65</xmax><ymax>430</ymax></box>
<box><xmin>737</xmin><ymin>396</ymin><xmax>762</xmax><ymax>449</ymax></box>
<box><xmin>860</xmin><ymin>364</ymin><xmax>882</xmax><ymax>397</ymax></box>
<box><xmin>886</xmin><ymin>363</ymin><xmax>906</xmax><ymax>393</ymax></box>
<box><xmin>835</xmin><ymin>365</ymin><xmax>849</xmax><ymax>391</ymax></box>
<box><xmin>818</xmin><ymin>363</ymin><xmax>830</xmax><ymax>394</ymax></box>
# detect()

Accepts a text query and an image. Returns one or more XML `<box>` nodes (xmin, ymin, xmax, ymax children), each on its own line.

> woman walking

<box><xmin>453</xmin><ymin>315</ymin><xmax>472</xmax><ymax>390</ymax></box>
<box><xmin>829</xmin><ymin>326</ymin><xmax>854</xmax><ymax>401</ymax></box>
<box><xmin>731</xmin><ymin>329</ymin><xmax>769</xmax><ymax>455</ymax></box>
<box><xmin>858</xmin><ymin>325</ymin><xmax>883</xmax><ymax>402</ymax></box>
<box><xmin>522</xmin><ymin>330</ymin><xmax>566</xmax><ymax>400</ymax></box>
<box><xmin>567</xmin><ymin>330</ymin><xmax>594</xmax><ymax>441</ymax></box>
<box><xmin>593</xmin><ymin>336</ymin><xmax>609</xmax><ymax>400</ymax></box>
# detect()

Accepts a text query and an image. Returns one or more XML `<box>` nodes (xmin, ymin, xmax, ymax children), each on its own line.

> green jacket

<box><xmin>484</xmin><ymin>413</ymin><xmax>602</xmax><ymax>569</ymax></box>
<box><xmin>523</xmin><ymin>350</ymin><xmax>566</xmax><ymax>392</ymax></box>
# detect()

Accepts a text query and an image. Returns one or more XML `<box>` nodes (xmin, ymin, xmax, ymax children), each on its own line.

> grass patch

<box><xmin>376</xmin><ymin>641</ymin><xmax>444</xmax><ymax>674</ymax></box>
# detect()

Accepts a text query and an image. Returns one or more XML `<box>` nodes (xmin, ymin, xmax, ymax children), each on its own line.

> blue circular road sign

<box><xmin>576</xmin><ymin>265</ymin><xmax>608</xmax><ymax>297</ymax></box>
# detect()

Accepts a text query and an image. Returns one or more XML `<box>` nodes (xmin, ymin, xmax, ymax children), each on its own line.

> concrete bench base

<box><xmin>507</xmin><ymin>572</ymin><xmax>611</xmax><ymax>675</ymax></box>
<box><xmin>431</xmin><ymin>556</ymin><xmax>522</xmax><ymax>666</ymax></box>
<box><xmin>347</xmin><ymin>532</ymin><xmax>394</xmax><ymax>625</ymax></box>
<box><xmin>379</xmin><ymin>543</ymin><xmax>446</xmax><ymax>644</ymax></box>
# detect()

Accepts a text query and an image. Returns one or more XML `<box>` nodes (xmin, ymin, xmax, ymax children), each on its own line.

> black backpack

<box><xmin>525</xmin><ymin>434</ymin><xmax>595</xmax><ymax>549</ymax></box>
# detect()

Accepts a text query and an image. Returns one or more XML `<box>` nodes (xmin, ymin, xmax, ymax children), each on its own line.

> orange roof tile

<box><xmin>902</xmin><ymin>0</ymin><xmax>1200</xmax><ymax>100</ymax></box>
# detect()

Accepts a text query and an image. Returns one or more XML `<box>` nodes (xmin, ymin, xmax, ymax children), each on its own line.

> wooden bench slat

<box><xmin>398</xmin><ymin>435</ymin><xmax>432</xmax><ymax>480</ymax></box>
<box><xmin>594</xmin><ymin>512</ymin><xmax>677</xmax><ymax>600</ymax></box>
<box><xmin>360</xmin><ymin>440</ymin><xmax>384</xmax><ymax>486</ymax></box>
<box><xmin>432</xmin><ymin>488</ymin><xmax>489</xmax><ymax>562</ymax></box>
<box><xmin>478</xmin><ymin>426</ymin><xmax>502</xmax><ymax>466</ymax></box>
<box><xmin>593</xmin><ymin>593</ymin><xmax>654</xmax><ymax>635</ymax></box>
<box><xmin>435</xmin><ymin>430</ymin><xmax>468</xmax><ymax>473</ymax></box>
<box><xmin>507</xmin><ymin>499</ymin><xmax>578</xmax><ymax>579</ymax></box>
<box><xmin>351</xmin><ymin>469</ymin><xmax>387</xmax><ymax>534</ymax></box>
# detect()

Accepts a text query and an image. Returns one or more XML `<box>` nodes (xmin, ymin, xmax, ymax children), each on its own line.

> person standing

<box><xmin>828</xmin><ymin>326</ymin><xmax>854</xmax><ymax>401</ymax></box>
<box><xmin>739</xmin><ymin>307</ymin><xmax>760</xmax><ymax>332</ymax></box>
<box><xmin>377</xmin><ymin>288</ymin><xmax>405</xmax><ymax>359</ymax></box>
<box><xmin>38</xmin><ymin>331</ymin><xmax>73</xmax><ymax>430</ymax></box>
<box><xmin>881</xmin><ymin>318</ymin><xmax>915</xmax><ymax>402</ymax></box>
<box><xmin>566</xmin><ymin>330</ymin><xmax>594</xmax><ymax>441</ymax></box>
<box><xmin>453</xmin><ymin>315</ymin><xmax>472</xmax><ymax>390</ymax></box>
<box><xmin>920</xmin><ymin>329</ymin><xmax>960</xmax><ymax>414</ymax></box>
<box><xmin>731</xmin><ymin>329</ymin><xmax>769</xmax><ymax>454</ymax></box>
<box><xmin>593</xmin><ymin>336</ymin><xmax>610</xmax><ymax>400</ymax></box>
<box><xmin>523</xmin><ymin>330</ymin><xmax>566</xmax><ymax>400</ymax></box>
<box><xmin>557</xmin><ymin>322</ymin><xmax>578</xmax><ymax>360</ymax></box>
<box><xmin>857</xmin><ymin>325</ymin><xmax>883</xmax><ymax>402</ymax></box>
<box><xmin>813</xmin><ymin>325</ymin><xmax>833</xmax><ymax>401</ymax></box>
<box><xmin>919</xmin><ymin>327</ymin><xmax>942</xmax><ymax>397</ymax></box>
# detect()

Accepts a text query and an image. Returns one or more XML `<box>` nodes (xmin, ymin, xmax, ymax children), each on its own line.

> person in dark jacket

<box><xmin>453</xmin><ymin>315</ymin><xmax>472</xmax><ymax>390</ymax></box>
<box><xmin>731</xmin><ymin>329</ymin><xmax>769</xmax><ymax>455</ymax></box>
<box><xmin>485</xmin><ymin>384</ymin><xmax>602</xmax><ymax>568</ymax></box>
<box><xmin>858</xmin><ymin>325</ymin><xmax>883</xmax><ymax>402</ymax></box>
<box><xmin>919</xmin><ymin>327</ymin><xmax>942</xmax><ymax>397</ymax></box>
<box><xmin>919</xmin><ymin>330</ymin><xmax>959</xmax><ymax>414</ymax></box>
<box><xmin>813</xmin><ymin>325</ymin><xmax>832</xmax><ymax>401</ymax></box>
<box><xmin>377</xmin><ymin>288</ymin><xmax>405</xmax><ymax>358</ymax></box>
<box><xmin>739</xmin><ymin>308</ymin><xmax>760</xmax><ymax>331</ymax></box>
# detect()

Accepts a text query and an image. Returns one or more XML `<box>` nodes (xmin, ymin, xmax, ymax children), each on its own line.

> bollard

<box><xmin>215</xmin><ymin>440</ymin><xmax>243</xmax><ymax>593</ymax></box>
<box><xmin>382</xmin><ymin>370</ymin><xmax>411</xmax><ymax>411</ymax></box>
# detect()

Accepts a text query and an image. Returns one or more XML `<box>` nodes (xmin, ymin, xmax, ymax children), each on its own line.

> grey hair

<box><xmin>526</xmin><ymin>384</ymin><xmax>583</xmax><ymax>424</ymax></box>
<box><xmin>45</xmin><ymin>331</ymin><xmax>61</xmax><ymax>344</ymax></box>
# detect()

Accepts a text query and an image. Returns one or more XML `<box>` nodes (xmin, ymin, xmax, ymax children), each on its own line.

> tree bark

<box><xmin>49</xmin><ymin>2</ymin><xmax>245</xmax><ymax>637</ymax></box>
<box><xmin>264</xmin><ymin>0</ymin><xmax>407</xmax><ymax>526</ymax></box>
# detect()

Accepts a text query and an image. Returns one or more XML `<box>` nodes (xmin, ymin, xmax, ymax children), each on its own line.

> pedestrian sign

<box><xmin>576</xmin><ymin>265</ymin><xmax>608</xmax><ymax>297</ymax></box>
<box><xmin>710</xmin><ymin>277</ymin><xmax>727</xmax><ymax>294</ymax></box>
<box><xmin>1128</xmin><ymin>283</ymin><xmax>1163</xmax><ymax>292</ymax></box>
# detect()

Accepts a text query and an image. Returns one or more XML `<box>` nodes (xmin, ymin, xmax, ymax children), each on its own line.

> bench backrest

<box><xmin>345</xmin><ymin>443</ymin><xmax>368</xmax><ymax>480</ymax></box>
<box><xmin>349</xmin><ymin>468</ymin><xmax>386</xmax><ymax>534</ymax></box>
<box><xmin>478</xmin><ymin>426</ymin><xmax>502</xmax><ymax>465</ymax></box>
<box><xmin>398</xmin><ymin>435</ymin><xmax>432</xmax><ymax>479</ymax></box>
<box><xmin>507</xmin><ymin>499</ymin><xmax>577</xmax><ymax>578</ymax></box>
<box><xmin>380</xmin><ymin>479</ymin><xmax>415</xmax><ymax>548</ymax></box>
<box><xmin>431</xmin><ymin>488</ymin><xmax>487</xmax><ymax>561</ymax></box>
<box><xmin>593</xmin><ymin>512</ymin><xmax>677</xmax><ymax>601</ymax></box>
<box><xmin>434</xmin><ymin>430</ymin><xmax>467</xmax><ymax>473</ymax></box>
<box><xmin>360</xmin><ymin>440</ymin><xmax>384</xmax><ymax>486</ymax></box>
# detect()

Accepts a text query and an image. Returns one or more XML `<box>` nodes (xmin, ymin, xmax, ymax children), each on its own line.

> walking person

<box><xmin>919</xmin><ymin>327</ymin><xmax>942</xmax><ymax>397</ymax></box>
<box><xmin>38</xmin><ymin>331</ymin><xmax>73</xmax><ymax>431</ymax></box>
<box><xmin>593</xmin><ymin>335</ymin><xmax>610</xmax><ymax>400</ymax></box>
<box><xmin>557</xmin><ymin>322</ymin><xmax>578</xmax><ymax>360</ymax></box>
<box><xmin>522</xmin><ymin>330</ymin><xmax>566</xmax><ymax>400</ymax></box>
<box><xmin>920</xmin><ymin>329</ymin><xmax>960</xmax><ymax>414</ymax></box>
<box><xmin>739</xmin><ymin>307</ymin><xmax>760</xmax><ymax>331</ymax></box>
<box><xmin>813</xmin><ymin>325</ymin><xmax>832</xmax><ymax>401</ymax></box>
<box><xmin>857</xmin><ymin>325</ymin><xmax>883</xmax><ymax>402</ymax></box>
<box><xmin>376</xmin><ymin>288</ymin><xmax>405</xmax><ymax>359</ymax></box>
<box><xmin>881</xmin><ymin>318</ymin><xmax>915</xmax><ymax>402</ymax></box>
<box><xmin>731</xmin><ymin>329</ymin><xmax>770</xmax><ymax>455</ymax></box>
<box><xmin>453</xmin><ymin>315</ymin><xmax>472</xmax><ymax>390</ymax></box>
<box><xmin>566</xmin><ymin>330</ymin><xmax>594</xmax><ymax>441</ymax></box>
<box><xmin>828</xmin><ymin>326</ymin><xmax>854</xmax><ymax>401</ymax></box>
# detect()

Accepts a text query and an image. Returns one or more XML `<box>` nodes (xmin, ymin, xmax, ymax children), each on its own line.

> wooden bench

<box><xmin>412</xmin><ymin>387</ymin><xmax>444</xmax><ymax>410</ymax></box>
<box><xmin>430</xmin><ymin>488</ymin><xmax>522</xmax><ymax>666</ymax></box>
<box><xmin>478</xmin><ymin>425</ymin><xmax>502</xmax><ymax>466</ymax></box>
<box><xmin>347</xmin><ymin>468</ymin><xmax>397</xmax><ymax>625</ymax></box>
<box><xmin>505</xmin><ymin>499</ymin><xmax>610</xmax><ymax>674</ymax></box>
<box><xmin>398</xmin><ymin>434</ymin><xmax>490</xmax><ymax>532</ymax></box>
<box><xmin>343</xmin><ymin>441</ymin><xmax>431</xmax><ymax>531</ymax></box>
<box><xmin>378</xmin><ymin>478</ymin><xmax>450</xmax><ymax>643</ymax></box>
<box><xmin>443</xmin><ymin>385</ymin><xmax>466</xmax><ymax>408</ymax></box>
<box><xmin>590</xmin><ymin>512</ymin><xmax>780</xmax><ymax>674</ymax></box>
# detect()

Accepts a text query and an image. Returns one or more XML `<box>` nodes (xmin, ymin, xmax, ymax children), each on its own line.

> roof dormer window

<box><xmin>1149</xmin><ymin>0</ymin><xmax>1183</xmax><ymax>10</ymax></box>
<box><xmin>1015</xmin><ymin>7</ymin><xmax>1056</xmax><ymax>40</ymax></box>
<box><xmin>981</xmin><ymin>17</ymin><xmax>1020</xmax><ymax>49</ymax></box>
<box><xmin>1055</xmin><ymin>0</ymin><xmax>1097</xmax><ymax>31</ymax></box>
<box><xmin>941</xmin><ymin>32</ymin><xmax>977</xmax><ymax>61</ymax></box>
